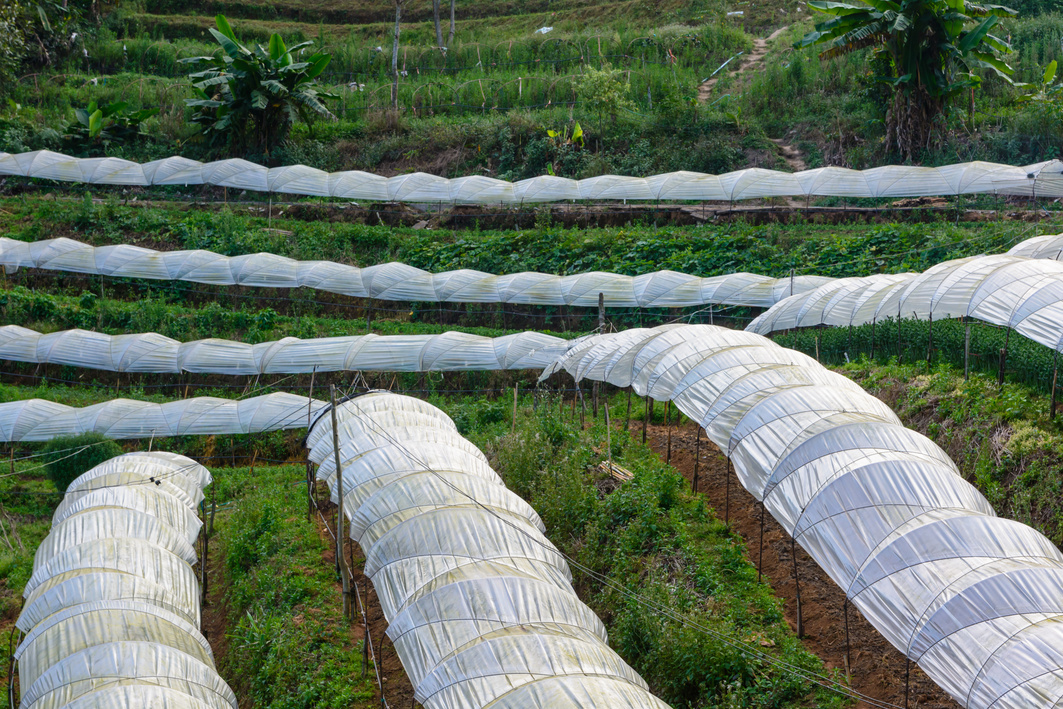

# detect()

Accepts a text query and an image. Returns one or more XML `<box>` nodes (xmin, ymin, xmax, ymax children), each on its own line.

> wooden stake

<box><xmin>329</xmin><ymin>385</ymin><xmax>351</xmax><ymax>618</ymax></box>
<box><xmin>725</xmin><ymin>458</ymin><xmax>731</xmax><ymax>524</ymax></box>
<box><xmin>758</xmin><ymin>501</ymin><xmax>765</xmax><ymax>583</ymax></box>
<box><xmin>665</xmin><ymin>400</ymin><xmax>672</xmax><ymax>463</ymax></box>
<box><xmin>512</xmin><ymin>383</ymin><xmax>519</xmax><ymax>434</ymax></box>
<box><xmin>814</xmin><ymin>334</ymin><xmax>820</xmax><ymax>362</ymax></box>
<box><xmin>999</xmin><ymin>327</ymin><xmax>1011</xmax><ymax>385</ymax></box>
<box><xmin>1050</xmin><ymin>348</ymin><xmax>1058</xmax><ymax>420</ymax></box>
<box><xmin>603</xmin><ymin>401</ymin><xmax>612</xmax><ymax>471</ymax></box>
<box><xmin>964</xmin><ymin>323</ymin><xmax>971</xmax><ymax>380</ymax></box>
<box><xmin>692</xmin><ymin>425</ymin><xmax>700</xmax><ymax>493</ymax></box>
<box><xmin>926</xmin><ymin>313</ymin><xmax>934</xmax><ymax>370</ymax></box>
<box><xmin>792</xmin><ymin>537</ymin><xmax>803</xmax><ymax>638</ymax></box>
<box><xmin>642</xmin><ymin>395</ymin><xmax>650</xmax><ymax>444</ymax></box>
<box><xmin>843</xmin><ymin>597</ymin><xmax>851</xmax><ymax>683</ymax></box>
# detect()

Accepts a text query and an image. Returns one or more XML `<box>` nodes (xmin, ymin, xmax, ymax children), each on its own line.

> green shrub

<box><xmin>42</xmin><ymin>433</ymin><xmax>123</xmax><ymax>493</ymax></box>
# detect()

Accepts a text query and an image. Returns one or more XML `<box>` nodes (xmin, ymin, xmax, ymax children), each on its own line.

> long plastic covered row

<box><xmin>14</xmin><ymin>452</ymin><xmax>237</xmax><ymax>709</ymax></box>
<box><xmin>0</xmin><ymin>326</ymin><xmax>573</xmax><ymax>374</ymax></box>
<box><xmin>747</xmin><ymin>254</ymin><xmax>1063</xmax><ymax>353</ymax></box>
<box><xmin>3</xmin><ymin>151</ymin><xmax>1063</xmax><ymax>202</ymax></box>
<box><xmin>304</xmin><ymin>391</ymin><xmax>670</xmax><ymax>709</ymax></box>
<box><xmin>0</xmin><ymin>237</ymin><xmax>829</xmax><ymax>308</ymax></box>
<box><xmin>0</xmin><ymin>392</ymin><xmax>326</xmax><ymax>442</ymax></box>
<box><xmin>540</xmin><ymin>324</ymin><xmax>1063</xmax><ymax>709</ymax></box>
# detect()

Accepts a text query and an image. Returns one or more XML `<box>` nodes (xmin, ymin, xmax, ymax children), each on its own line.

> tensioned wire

<box><xmin>315</xmin><ymin>392</ymin><xmax>906</xmax><ymax>709</ymax></box>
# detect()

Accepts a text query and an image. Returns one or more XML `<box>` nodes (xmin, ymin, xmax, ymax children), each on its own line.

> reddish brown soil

<box><xmin>637</xmin><ymin>421</ymin><xmax>960</xmax><ymax>709</ymax></box>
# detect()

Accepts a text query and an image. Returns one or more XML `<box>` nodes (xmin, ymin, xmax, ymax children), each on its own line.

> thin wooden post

<box><xmin>843</xmin><ymin>597</ymin><xmax>851</xmax><ymax>682</ymax></box>
<box><xmin>792</xmin><ymin>537</ymin><xmax>803</xmax><ymax>637</ymax></box>
<box><xmin>579</xmin><ymin>387</ymin><xmax>586</xmax><ymax>427</ymax></box>
<box><xmin>926</xmin><ymin>313</ymin><xmax>934</xmax><ymax>370</ymax></box>
<box><xmin>1050</xmin><ymin>348</ymin><xmax>1058</xmax><ymax>420</ymax></box>
<box><xmin>904</xmin><ymin>657</ymin><xmax>911</xmax><ymax>709</ymax></box>
<box><xmin>758</xmin><ymin>501</ymin><xmax>765</xmax><ymax>583</ymax></box>
<box><xmin>692</xmin><ymin>424</ymin><xmax>700</xmax><ymax>493</ymax></box>
<box><xmin>964</xmin><ymin>323</ymin><xmax>971</xmax><ymax>380</ymax></box>
<box><xmin>814</xmin><ymin>334</ymin><xmax>820</xmax><ymax>362</ymax></box>
<box><xmin>725</xmin><ymin>458</ymin><xmax>731</xmax><ymax>523</ymax></box>
<box><xmin>898</xmin><ymin>301</ymin><xmax>903</xmax><ymax>360</ymax></box>
<box><xmin>603</xmin><ymin>401</ymin><xmax>612</xmax><ymax>472</ymax></box>
<box><xmin>642</xmin><ymin>395</ymin><xmax>650</xmax><ymax>444</ymax></box>
<box><xmin>665</xmin><ymin>401</ymin><xmax>672</xmax><ymax>463</ymax></box>
<box><xmin>356</xmin><ymin>581</ymin><xmax>369</xmax><ymax>678</ymax></box>
<box><xmin>329</xmin><ymin>385</ymin><xmax>351</xmax><ymax>618</ymax></box>
<box><xmin>999</xmin><ymin>327</ymin><xmax>1011</xmax><ymax>385</ymax></box>
<box><xmin>592</xmin><ymin>380</ymin><xmax>599</xmax><ymax>420</ymax></box>
<box><xmin>512</xmin><ymin>383</ymin><xmax>519</xmax><ymax>434</ymax></box>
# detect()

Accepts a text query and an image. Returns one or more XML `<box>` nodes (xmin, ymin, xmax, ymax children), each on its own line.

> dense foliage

<box><xmin>182</xmin><ymin>15</ymin><xmax>336</xmax><ymax>159</ymax></box>
<box><xmin>798</xmin><ymin>0</ymin><xmax>1018</xmax><ymax>158</ymax></box>
<box><xmin>41</xmin><ymin>432</ymin><xmax>123</xmax><ymax>493</ymax></box>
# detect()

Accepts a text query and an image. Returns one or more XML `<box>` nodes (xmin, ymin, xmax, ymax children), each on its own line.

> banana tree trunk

<box><xmin>433</xmin><ymin>0</ymin><xmax>443</xmax><ymax>47</ymax></box>
<box><xmin>448</xmin><ymin>0</ymin><xmax>456</xmax><ymax>46</ymax></box>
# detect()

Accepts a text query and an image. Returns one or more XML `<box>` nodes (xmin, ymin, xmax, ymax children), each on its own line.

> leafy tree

<box><xmin>42</xmin><ymin>433</ymin><xmax>122</xmax><ymax>494</ymax></box>
<box><xmin>63</xmin><ymin>100</ymin><xmax>158</xmax><ymax>155</ymax></box>
<box><xmin>797</xmin><ymin>0</ymin><xmax>1018</xmax><ymax>160</ymax></box>
<box><xmin>181</xmin><ymin>15</ymin><xmax>336</xmax><ymax>159</ymax></box>
<box><xmin>578</xmin><ymin>64</ymin><xmax>637</xmax><ymax>137</ymax></box>
<box><xmin>0</xmin><ymin>2</ymin><xmax>27</xmax><ymax>97</ymax></box>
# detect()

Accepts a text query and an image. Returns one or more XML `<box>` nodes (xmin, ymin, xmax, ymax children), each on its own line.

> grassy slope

<box><xmin>841</xmin><ymin>361</ymin><xmax>1063</xmax><ymax>546</ymax></box>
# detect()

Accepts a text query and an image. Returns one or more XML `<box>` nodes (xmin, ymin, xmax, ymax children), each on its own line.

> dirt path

<box><xmin>313</xmin><ymin>497</ymin><xmax>417</xmax><ymax>709</ymax></box>
<box><xmin>699</xmin><ymin>26</ymin><xmax>809</xmax><ymax>178</ymax></box>
<box><xmin>636</xmin><ymin>421</ymin><xmax>960</xmax><ymax>709</ymax></box>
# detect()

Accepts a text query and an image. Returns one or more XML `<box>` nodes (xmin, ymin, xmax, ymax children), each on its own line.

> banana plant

<box><xmin>63</xmin><ymin>100</ymin><xmax>158</xmax><ymax>156</ymax></box>
<box><xmin>181</xmin><ymin>14</ymin><xmax>336</xmax><ymax>158</ymax></box>
<box><xmin>797</xmin><ymin>0</ymin><xmax>1018</xmax><ymax>159</ymax></box>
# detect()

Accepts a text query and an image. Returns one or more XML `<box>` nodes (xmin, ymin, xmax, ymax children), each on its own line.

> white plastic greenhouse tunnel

<box><xmin>0</xmin><ymin>393</ymin><xmax>327</xmax><ymax>442</ymax></box>
<box><xmin>746</xmin><ymin>254</ymin><xmax>1063</xmax><ymax>359</ymax></box>
<box><xmin>540</xmin><ymin>323</ymin><xmax>1063</xmax><ymax>709</ymax></box>
<box><xmin>1</xmin><ymin>233</ymin><xmax>1061</xmax><ymax>311</ymax></box>
<box><xmin>303</xmin><ymin>390</ymin><xmax>671</xmax><ymax>709</ymax></box>
<box><xmin>3</xmin><ymin>151</ymin><xmax>1063</xmax><ymax>202</ymax></box>
<box><xmin>0</xmin><ymin>326</ymin><xmax>573</xmax><ymax>374</ymax></box>
<box><xmin>13</xmin><ymin>451</ymin><xmax>237</xmax><ymax>709</ymax></box>
<box><xmin>0</xmin><ymin>236</ymin><xmax>829</xmax><ymax>309</ymax></box>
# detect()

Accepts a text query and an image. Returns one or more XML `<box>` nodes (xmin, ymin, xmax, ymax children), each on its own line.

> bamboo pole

<box><xmin>692</xmin><ymin>424</ymin><xmax>700</xmax><ymax>493</ymax></box>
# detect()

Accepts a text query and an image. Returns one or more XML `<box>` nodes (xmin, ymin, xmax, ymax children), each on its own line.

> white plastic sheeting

<box><xmin>3</xmin><ymin>151</ymin><xmax>1063</xmax><ymax>202</ymax></box>
<box><xmin>15</xmin><ymin>452</ymin><xmax>237</xmax><ymax>709</ymax></box>
<box><xmin>0</xmin><ymin>237</ymin><xmax>828</xmax><ymax>308</ymax></box>
<box><xmin>0</xmin><ymin>392</ymin><xmax>325</xmax><ymax>442</ymax></box>
<box><xmin>305</xmin><ymin>392</ymin><xmax>669</xmax><ymax>709</ymax></box>
<box><xmin>747</xmin><ymin>254</ymin><xmax>1063</xmax><ymax>353</ymax></box>
<box><xmin>0</xmin><ymin>326</ymin><xmax>572</xmax><ymax>374</ymax></box>
<box><xmin>3</xmin><ymin>232</ymin><xmax>1063</xmax><ymax>309</ymax></box>
<box><xmin>1008</xmin><ymin>232</ymin><xmax>1063</xmax><ymax>260</ymax></box>
<box><xmin>540</xmin><ymin>324</ymin><xmax>1063</xmax><ymax>709</ymax></box>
